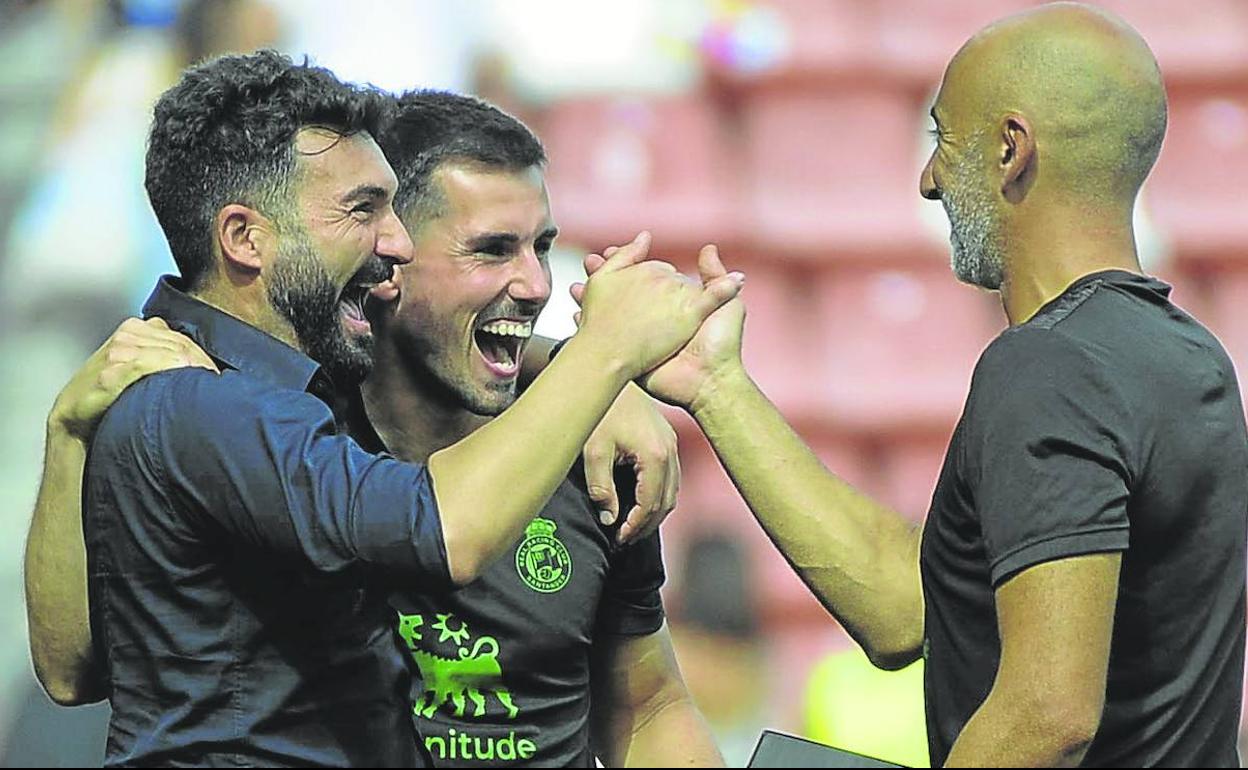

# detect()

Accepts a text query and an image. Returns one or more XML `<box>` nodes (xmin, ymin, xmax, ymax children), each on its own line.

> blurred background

<box><xmin>1</xmin><ymin>0</ymin><xmax>1246</xmax><ymax>766</ymax></box>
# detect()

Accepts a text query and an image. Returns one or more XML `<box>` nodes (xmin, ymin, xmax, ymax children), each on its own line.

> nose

<box><xmin>509</xmin><ymin>248</ymin><xmax>552</xmax><ymax>305</ymax></box>
<box><xmin>376</xmin><ymin>207</ymin><xmax>414</xmax><ymax>266</ymax></box>
<box><xmin>920</xmin><ymin>150</ymin><xmax>940</xmax><ymax>201</ymax></box>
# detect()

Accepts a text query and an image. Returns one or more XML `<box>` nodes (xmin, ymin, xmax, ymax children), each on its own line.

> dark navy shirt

<box><xmin>84</xmin><ymin>277</ymin><xmax>451</xmax><ymax>767</ymax></box>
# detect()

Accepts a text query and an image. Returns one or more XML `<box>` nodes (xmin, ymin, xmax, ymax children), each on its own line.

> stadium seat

<box><xmin>1147</xmin><ymin>88</ymin><xmax>1248</xmax><ymax>259</ymax></box>
<box><xmin>875</xmin><ymin>0</ymin><xmax>1038</xmax><ymax>87</ymax></box>
<box><xmin>808</xmin><ymin>264</ymin><xmax>1002</xmax><ymax>433</ymax></box>
<box><xmin>729</xmin><ymin>261</ymin><xmax>831</xmax><ymax>423</ymax></box>
<box><xmin>671</xmin><ymin>431</ymin><xmax>873</xmax><ymax>628</ymax></box>
<box><xmin>739</xmin><ymin>87</ymin><xmax>934</xmax><ymax>259</ymax></box>
<box><xmin>876</xmin><ymin>436</ymin><xmax>952</xmax><ymax>523</ymax></box>
<box><xmin>1203</xmin><ymin>267</ymin><xmax>1248</xmax><ymax>393</ymax></box>
<box><xmin>539</xmin><ymin>94</ymin><xmax>740</xmax><ymax>252</ymax></box>
<box><xmin>1097</xmin><ymin>0</ymin><xmax>1248</xmax><ymax>84</ymax></box>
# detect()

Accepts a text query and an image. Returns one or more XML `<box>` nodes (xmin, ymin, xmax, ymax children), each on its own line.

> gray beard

<box><xmin>942</xmin><ymin>147</ymin><xmax>1005</xmax><ymax>291</ymax></box>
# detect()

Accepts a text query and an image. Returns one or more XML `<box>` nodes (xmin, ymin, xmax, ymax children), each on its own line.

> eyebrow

<box><xmin>339</xmin><ymin>184</ymin><xmax>391</xmax><ymax>206</ymax></box>
<box><xmin>466</xmin><ymin>232</ymin><xmax>519</xmax><ymax>252</ymax></box>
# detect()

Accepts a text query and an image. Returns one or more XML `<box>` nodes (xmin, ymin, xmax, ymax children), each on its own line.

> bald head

<box><xmin>938</xmin><ymin>1</ymin><xmax>1167</xmax><ymax>206</ymax></box>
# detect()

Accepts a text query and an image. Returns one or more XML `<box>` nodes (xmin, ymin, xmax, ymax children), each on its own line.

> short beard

<box><xmin>942</xmin><ymin>138</ymin><xmax>1006</xmax><ymax>291</ymax></box>
<box><xmin>267</xmin><ymin>228</ymin><xmax>380</xmax><ymax>385</ymax></box>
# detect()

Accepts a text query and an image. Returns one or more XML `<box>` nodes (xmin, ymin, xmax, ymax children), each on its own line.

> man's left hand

<box><xmin>583</xmin><ymin>384</ymin><xmax>679</xmax><ymax>545</ymax></box>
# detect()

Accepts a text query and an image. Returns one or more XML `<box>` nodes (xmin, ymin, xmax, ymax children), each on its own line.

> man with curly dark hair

<box><xmin>23</xmin><ymin>50</ymin><xmax>743</xmax><ymax>767</ymax></box>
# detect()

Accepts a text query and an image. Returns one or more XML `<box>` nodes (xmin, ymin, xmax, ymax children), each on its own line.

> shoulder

<box><xmin>972</xmin><ymin>325</ymin><xmax>1099</xmax><ymax>395</ymax></box>
<box><xmin>97</xmin><ymin>367</ymin><xmax>332</xmax><ymax>446</ymax></box>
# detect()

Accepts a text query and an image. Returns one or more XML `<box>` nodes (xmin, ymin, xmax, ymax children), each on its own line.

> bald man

<box><xmin>597</xmin><ymin>2</ymin><xmax>1248</xmax><ymax>766</ymax></box>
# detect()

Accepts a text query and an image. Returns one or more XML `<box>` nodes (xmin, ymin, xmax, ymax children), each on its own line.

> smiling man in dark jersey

<box><xmin>358</xmin><ymin>90</ymin><xmax>721</xmax><ymax>767</ymax></box>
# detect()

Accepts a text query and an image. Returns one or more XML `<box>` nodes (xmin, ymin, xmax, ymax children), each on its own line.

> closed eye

<box><xmin>477</xmin><ymin>244</ymin><xmax>511</xmax><ymax>259</ymax></box>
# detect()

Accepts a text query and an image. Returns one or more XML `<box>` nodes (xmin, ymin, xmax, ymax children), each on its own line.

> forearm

<box><xmin>591</xmin><ymin>627</ymin><xmax>723</xmax><ymax>768</ymax></box>
<box><xmin>691</xmin><ymin>369</ymin><xmax>924</xmax><ymax>667</ymax></box>
<box><xmin>606</xmin><ymin>696</ymin><xmax>723</xmax><ymax>768</ymax></box>
<box><xmin>24</xmin><ymin>425</ymin><xmax>104</xmax><ymax>705</ymax></box>
<box><xmin>944</xmin><ymin>687</ymin><xmax>1094</xmax><ymax>767</ymax></box>
<box><xmin>429</xmin><ymin>335</ymin><xmax>630</xmax><ymax>584</ymax></box>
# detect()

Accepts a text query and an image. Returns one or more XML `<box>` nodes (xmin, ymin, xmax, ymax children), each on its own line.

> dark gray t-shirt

<box><xmin>388</xmin><ymin>468</ymin><xmax>666</xmax><ymax>768</ymax></box>
<box><xmin>921</xmin><ymin>270</ymin><xmax>1248</xmax><ymax>767</ymax></box>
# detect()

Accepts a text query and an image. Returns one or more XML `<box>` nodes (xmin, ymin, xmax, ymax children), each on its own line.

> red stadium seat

<box><xmin>1146</xmin><ymin>89</ymin><xmax>1248</xmax><ymax>259</ymax></box>
<box><xmin>1097</xmin><ymin>0</ymin><xmax>1248</xmax><ymax>84</ymax></box>
<box><xmin>733</xmin><ymin>262</ymin><xmax>831</xmax><ymax>423</ymax></box>
<box><xmin>875</xmin><ymin>0</ymin><xmax>1038</xmax><ymax>87</ymax></box>
<box><xmin>809</xmin><ymin>264</ymin><xmax>1003</xmax><ymax>433</ymax></box>
<box><xmin>876</xmin><ymin>436</ymin><xmax>952</xmax><ymax>523</ymax></box>
<box><xmin>1203</xmin><ymin>268</ymin><xmax>1248</xmax><ymax>397</ymax></box>
<box><xmin>876</xmin><ymin>0</ymin><xmax>1248</xmax><ymax>88</ymax></box>
<box><xmin>540</xmin><ymin>94</ymin><xmax>739</xmax><ymax>252</ymax></box>
<box><xmin>740</xmin><ymin>87</ymin><xmax>933</xmax><ymax>259</ymax></box>
<box><xmin>671</xmin><ymin>431</ymin><xmax>873</xmax><ymax>627</ymax></box>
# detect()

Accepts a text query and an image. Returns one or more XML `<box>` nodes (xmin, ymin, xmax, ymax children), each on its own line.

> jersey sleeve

<box><xmin>965</xmin><ymin>330</ymin><xmax>1133</xmax><ymax>586</ymax></box>
<box><xmin>102</xmin><ymin>367</ymin><xmax>452</xmax><ymax>588</ymax></box>
<box><xmin>594</xmin><ymin>530</ymin><xmax>666</xmax><ymax>637</ymax></box>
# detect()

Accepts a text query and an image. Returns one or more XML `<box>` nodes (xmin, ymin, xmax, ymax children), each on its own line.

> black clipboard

<box><xmin>747</xmin><ymin>729</ymin><xmax>905</xmax><ymax>768</ymax></box>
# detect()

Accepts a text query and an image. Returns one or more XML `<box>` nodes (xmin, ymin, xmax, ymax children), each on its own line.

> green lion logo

<box><xmin>397</xmin><ymin>611</ymin><xmax>519</xmax><ymax>720</ymax></box>
<box><xmin>515</xmin><ymin>517</ymin><xmax>572</xmax><ymax>593</ymax></box>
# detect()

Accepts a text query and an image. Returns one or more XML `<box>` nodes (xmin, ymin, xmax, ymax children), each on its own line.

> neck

<box><xmin>360</xmin><ymin>337</ymin><xmax>488</xmax><ymax>463</ymax></box>
<box><xmin>193</xmin><ymin>276</ymin><xmax>303</xmax><ymax>351</ymax></box>
<box><xmin>998</xmin><ymin>202</ymin><xmax>1143</xmax><ymax>325</ymax></box>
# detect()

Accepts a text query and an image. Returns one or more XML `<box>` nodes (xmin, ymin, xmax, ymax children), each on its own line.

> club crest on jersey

<box><xmin>515</xmin><ymin>517</ymin><xmax>571</xmax><ymax>593</ymax></box>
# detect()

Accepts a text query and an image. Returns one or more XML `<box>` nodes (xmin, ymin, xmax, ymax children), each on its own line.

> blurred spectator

<box><xmin>668</xmin><ymin>531</ymin><xmax>770</xmax><ymax>767</ymax></box>
<box><xmin>2</xmin><ymin>0</ymin><xmax>284</xmax><ymax>333</ymax></box>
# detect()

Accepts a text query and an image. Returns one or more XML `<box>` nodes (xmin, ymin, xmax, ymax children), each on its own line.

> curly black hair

<box><xmin>375</xmin><ymin>90</ymin><xmax>546</xmax><ymax>227</ymax></box>
<box><xmin>144</xmin><ymin>49</ymin><xmax>386</xmax><ymax>288</ymax></box>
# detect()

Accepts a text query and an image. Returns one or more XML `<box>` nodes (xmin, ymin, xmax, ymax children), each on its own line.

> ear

<box><xmin>215</xmin><ymin>204</ymin><xmax>275</xmax><ymax>274</ymax></box>
<box><xmin>1000</xmin><ymin>113</ymin><xmax>1035</xmax><ymax>202</ymax></box>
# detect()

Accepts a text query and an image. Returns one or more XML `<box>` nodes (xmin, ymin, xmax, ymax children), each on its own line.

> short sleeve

<box><xmin>966</xmin><ymin>332</ymin><xmax>1132</xmax><ymax>585</ymax></box>
<box><xmin>118</xmin><ymin>367</ymin><xmax>452</xmax><ymax>587</ymax></box>
<box><xmin>594</xmin><ymin>531</ymin><xmax>666</xmax><ymax>637</ymax></box>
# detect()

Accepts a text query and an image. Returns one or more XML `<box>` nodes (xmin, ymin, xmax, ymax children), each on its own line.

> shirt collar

<box><xmin>142</xmin><ymin>275</ymin><xmax>323</xmax><ymax>392</ymax></box>
<box><xmin>1064</xmin><ymin>268</ymin><xmax>1171</xmax><ymax>299</ymax></box>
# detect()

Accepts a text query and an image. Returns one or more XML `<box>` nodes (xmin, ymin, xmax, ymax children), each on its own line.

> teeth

<box><xmin>479</xmin><ymin>320</ymin><xmax>532</xmax><ymax>338</ymax></box>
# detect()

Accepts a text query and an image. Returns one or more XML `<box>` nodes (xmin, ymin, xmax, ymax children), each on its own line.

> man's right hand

<box><xmin>49</xmin><ymin>317</ymin><xmax>218</xmax><ymax>442</ymax></box>
<box><xmin>582</xmin><ymin>243</ymin><xmax>750</xmax><ymax>414</ymax></box>
<box><xmin>571</xmin><ymin>232</ymin><xmax>744</xmax><ymax>382</ymax></box>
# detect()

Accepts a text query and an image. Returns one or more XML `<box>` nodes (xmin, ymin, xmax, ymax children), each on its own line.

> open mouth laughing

<box><xmin>473</xmin><ymin>317</ymin><xmax>533</xmax><ymax>378</ymax></box>
<box><xmin>340</xmin><ymin>261</ymin><xmax>399</xmax><ymax>336</ymax></box>
<box><xmin>339</xmin><ymin>282</ymin><xmax>373</xmax><ymax>334</ymax></box>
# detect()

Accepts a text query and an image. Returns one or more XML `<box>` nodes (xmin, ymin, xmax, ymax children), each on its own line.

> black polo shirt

<box><xmin>921</xmin><ymin>270</ymin><xmax>1248</xmax><ymax>767</ymax></box>
<box><xmin>84</xmin><ymin>277</ymin><xmax>450</xmax><ymax>767</ymax></box>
